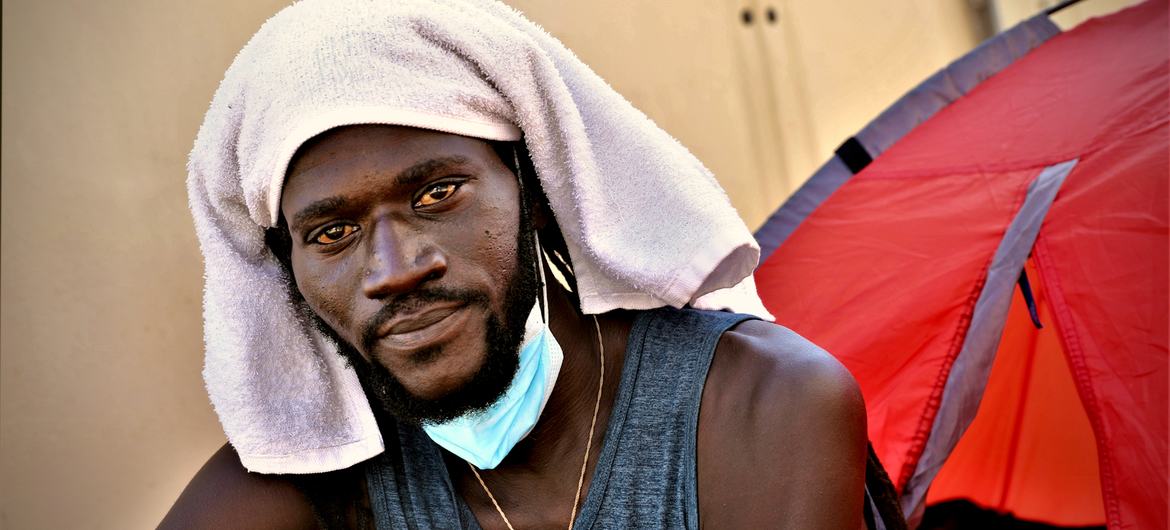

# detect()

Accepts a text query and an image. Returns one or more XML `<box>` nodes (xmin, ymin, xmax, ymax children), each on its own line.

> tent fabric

<box><xmin>753</xmin><ymin>1</ymin><xmax>1167</xmax><ymax>528</ymax></box>
<box><xmin>1029</xmin><ymin>130</ymin><xmax>1167</xmax><ymax>529</ymax></box>
<box><xmin>928</xmin><ymin>260</ymin><xmax>1106</xmax><ymax>526</ymax></box>
<box><xmin>753</xmin><ymin>15</ymin><xmax>1061</xmax><ymax>262</ymax></box>
<box><xmin>901</xmin><ymin>160</ymin><xmax>1075</xmax><ymax>520</ymax></box>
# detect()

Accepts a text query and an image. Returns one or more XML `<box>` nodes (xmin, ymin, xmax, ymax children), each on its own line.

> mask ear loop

<box><xmin>534</xmin><ymin>231</ymin><xmax>550</xmax><ymax>325</ymax></box>
<box><xmin>514</xmin><ymin>145</ymin><xmax>550</xmax><ymax>325</ymax></box>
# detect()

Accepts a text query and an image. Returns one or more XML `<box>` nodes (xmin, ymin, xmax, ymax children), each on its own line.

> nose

<box><xmin>361</xmin><ymin>219</ymin><xmax>447</xmax><ymax>299</ymax></box>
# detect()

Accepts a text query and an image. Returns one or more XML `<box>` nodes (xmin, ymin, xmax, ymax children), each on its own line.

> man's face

<box><xmin>280</xmin><ymin>125</ymin><xmax>536</xmax><ymax>425</ymax></box>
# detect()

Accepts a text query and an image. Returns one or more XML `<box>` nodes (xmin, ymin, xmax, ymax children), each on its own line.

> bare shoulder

<box><xmin>697</xmin><ymin>319</ymin><xmax>867</xmax><ymax>529</ymax></box>
<box><xmin>709</xmin><ymin>319</ymin><xmax>864</xmax><ymax>412</ymax></box>
<box><xmin>159</xmin><ymin>443</ymin><xmax>318</xmax><ymax>530</ymax></box>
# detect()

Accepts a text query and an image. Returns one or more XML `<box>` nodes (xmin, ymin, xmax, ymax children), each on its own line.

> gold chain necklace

<box><xmin>467</xmin><ymin>315</ymin><xmax>605</xmax><ymax>530</ymax></box>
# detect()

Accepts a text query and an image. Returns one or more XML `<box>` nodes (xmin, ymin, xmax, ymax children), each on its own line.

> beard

<box><xmin>309</xmin><ymin>217</ymin><xmax>540</xmax><ymax>427</ymax></box>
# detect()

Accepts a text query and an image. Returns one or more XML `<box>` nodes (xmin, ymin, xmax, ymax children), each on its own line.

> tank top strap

<box><xmin>365</xmin><ymin>421</ymin><xmax>478</xmax><ymax>529</ymax></box>
<box><xmin>572</xmin><ymin>307</ymin><xmax>757</xmax><ymax>530</ymax></box>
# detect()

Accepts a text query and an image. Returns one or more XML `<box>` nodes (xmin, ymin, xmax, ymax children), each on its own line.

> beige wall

<box><xmin>0</xmin><ymin>1</ymin><xmax>1131</xmax><ymax>528</ymax></box>
<box><xmin>1</xmin><ymin>2</ymin><xmax>290</xmax><ymax>528</ymax></box>
<box><xmin>504</xmin><ymin>0</ymin><xmax>988</xmax><ymax>227</ymax></box>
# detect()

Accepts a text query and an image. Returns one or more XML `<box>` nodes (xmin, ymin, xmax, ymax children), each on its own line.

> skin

<box><xmin>281</xmin><ymin>127</ymin><xmax>523</xmax><ymax>405</ymax></box>
<box><xmin>161</xmin><ymin>125</ymin><xmax>867</xmax><ymax>529</ymax></box>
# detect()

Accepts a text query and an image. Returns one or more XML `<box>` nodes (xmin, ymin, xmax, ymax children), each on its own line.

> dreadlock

<box><xmin>505</xmin><ymin>141</ymin><xmax>581</xmax><ymax>308</ymax></box>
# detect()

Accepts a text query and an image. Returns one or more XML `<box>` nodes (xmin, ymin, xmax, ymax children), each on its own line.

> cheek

<box><xmin>291</xmin><ymin>250</ymin><xmax>364</xmax><ymax>339</ymax></box>
<box><xmin>462</xmin><ymin>204</ymin><xmax>522</xmax><ymax>281</ymax></box>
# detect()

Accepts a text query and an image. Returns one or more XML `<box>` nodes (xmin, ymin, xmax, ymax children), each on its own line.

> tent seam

<box><xmin>896</xmin><ymin>269</ymin><xmax>986</xmax><ymax>491</ymax></box>
<box><xmin>1032</xmin><ymin>234</ymin><xmax>1123</xmax><ymax>528</ymax></box>
<box><xmin>860</xmin><ymin>119</ymin><xmax>1167</xmax><ymax>181</ymax></box>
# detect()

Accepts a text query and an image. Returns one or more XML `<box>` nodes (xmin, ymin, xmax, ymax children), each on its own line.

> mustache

<box><xmin>360</xmin><ymin>286</ymin><xmax>490</xmax><ymax>353</ymax></box>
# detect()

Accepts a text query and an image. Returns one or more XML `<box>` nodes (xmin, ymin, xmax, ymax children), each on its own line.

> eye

<box><xmin>312</xmin><ymin>224</ymin><xmax>359</xmax><ymax>245</ymax></box>
<box><xmin>414</xmin><ymin>182</ymin><xmax>460</xmax><ymax>208</ymax></box>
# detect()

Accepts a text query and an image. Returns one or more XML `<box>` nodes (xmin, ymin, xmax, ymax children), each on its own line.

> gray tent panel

<box><xmin>899</xmin><ymin>160</ymin><xmax>1077</xmax><ymax>525</ymax></box>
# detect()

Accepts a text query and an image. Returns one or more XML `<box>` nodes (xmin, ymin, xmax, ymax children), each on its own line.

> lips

<box><xmin>374</xmin><ymin>302</ymin><xmax>470</xmax><ymax>350</ymax></box>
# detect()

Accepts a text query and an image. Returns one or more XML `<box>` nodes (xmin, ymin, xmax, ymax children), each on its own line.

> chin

<box><xmin>375</xmin><ymin>320</ymin><xmax>492</xmax><ymax>401</ymax></box>
<box><xmin>394</xmin><ymin>346</ymin><xmax>491</xmax><ymax>402</ymax></box>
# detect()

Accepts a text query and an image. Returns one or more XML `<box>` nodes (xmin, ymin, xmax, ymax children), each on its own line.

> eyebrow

<box><xmin>392</xmin><ymin>155</ymin><xmax>471</xmax><ymax>189</ymax></box>
<box><xmin>288</xmin><ymin>155</ymin><xmax>473</xmax><ymax>230</ymax></box>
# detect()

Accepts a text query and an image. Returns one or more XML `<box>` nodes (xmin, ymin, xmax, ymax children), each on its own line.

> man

<box><xmin>164</xmin><ymin>1</ymin><xmax>883</xmax><ymax>528</ymax></box>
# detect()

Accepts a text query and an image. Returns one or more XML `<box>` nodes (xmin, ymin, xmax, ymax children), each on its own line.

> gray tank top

<box><xmin>363</xmin><ymin>307</ymin><xmax>755</xmax><ymax>529</ymax></box>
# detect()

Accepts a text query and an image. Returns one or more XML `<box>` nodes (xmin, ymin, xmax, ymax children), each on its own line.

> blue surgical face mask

<box><xmin>423</xmin><ymin>233</ymin><xmax>564</xmax><ymax>470</ymax></box>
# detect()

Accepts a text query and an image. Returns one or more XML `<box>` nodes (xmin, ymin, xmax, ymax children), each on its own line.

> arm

<box><xmin>697</xmin><ymin>320</ymin><xmax>868</xmax><ymax>529</ymax></box>
<box><xmin>159</xmin><ymin>443</ymin><xmax>318</xmax><ymax>530</ymax></box>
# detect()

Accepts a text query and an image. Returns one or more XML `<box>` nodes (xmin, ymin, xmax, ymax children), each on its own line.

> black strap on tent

<box><xmin>836</xmin><ymin>136</ymin><xmax>873</xmax><ymax>174</ymax></box>
<box><xmin>1045</xmin><ymin>0</ymin><xmax>1089</xmax><ymax>16</ymax></box>
<box><xmin>1017</xmin><ymin>269</ymin><xmax>1043</xmax><ymax>329</ymax></box>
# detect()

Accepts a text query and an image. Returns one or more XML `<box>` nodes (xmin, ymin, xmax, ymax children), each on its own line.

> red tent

<box><xmin>752</xmin><ymin>2</ymin><xmax>1167</xmax><ymax>528</ymax></box>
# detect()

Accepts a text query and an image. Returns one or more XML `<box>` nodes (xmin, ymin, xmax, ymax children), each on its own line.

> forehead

<box><xmin>287</xmin><ymin>125</ymin><xmax>500</xmax><ymax>184</ymax></box>
<box><xmin>280</xmin><ymin>125</ymin><xmax>507</xmax><ymax>216</ymax></box>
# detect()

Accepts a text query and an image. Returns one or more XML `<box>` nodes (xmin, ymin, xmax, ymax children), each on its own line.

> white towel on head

<box><xmin>188</xmin><ymin>0</ymin><xmax>773</xmax><ymax>474</ymax></box>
